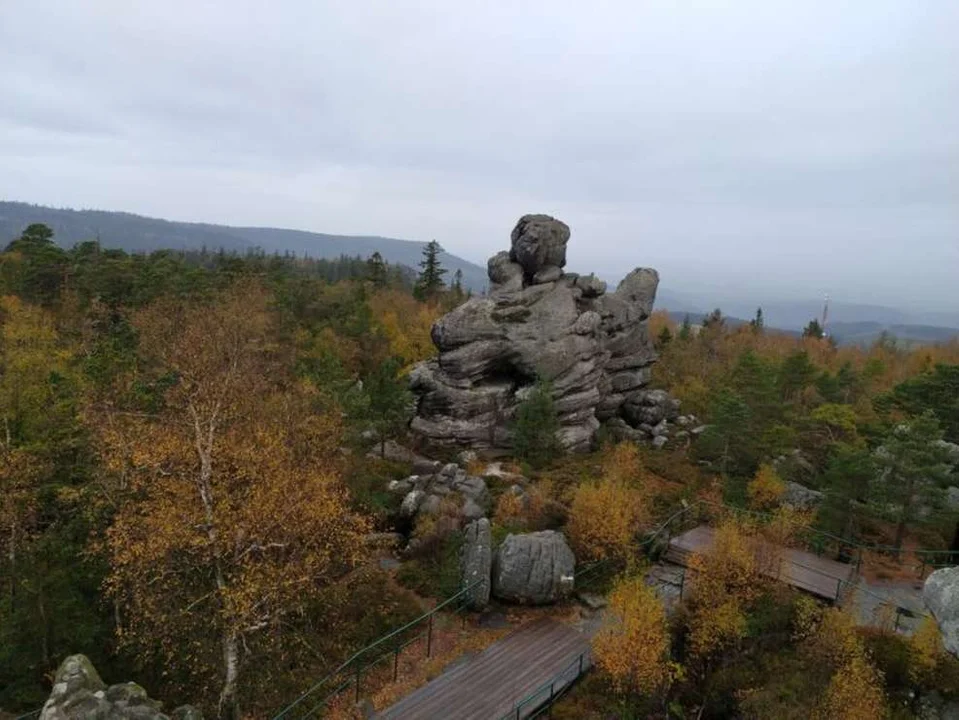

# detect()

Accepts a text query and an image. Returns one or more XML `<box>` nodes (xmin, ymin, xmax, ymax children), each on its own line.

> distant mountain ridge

<box><xmin>0</xmin><ymin>201</ymin><xmax>489</xmax><ymax>291</ymax></box>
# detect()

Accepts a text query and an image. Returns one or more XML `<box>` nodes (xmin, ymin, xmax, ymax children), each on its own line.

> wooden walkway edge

<box><xmin>378</xmin><ymin>618</ymin><xmax>590</xmax><ymax>720</ymax></box>
<box><xmin>665</xmin><ymin>525</ymin><xmax>857</xmax><ymax>601</ymax></box>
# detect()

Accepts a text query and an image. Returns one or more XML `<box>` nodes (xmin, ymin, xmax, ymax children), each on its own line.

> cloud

<box><xmin>0</xmin><ymin>0</ymin><xmax>956</xmax><ymax>309</ymax></box>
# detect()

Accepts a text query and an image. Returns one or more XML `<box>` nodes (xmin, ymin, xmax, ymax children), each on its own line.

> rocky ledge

<box><xmin>410</xmin><ymin>214</ymin><xmax>675</xmax><ymax>452</ymax></box>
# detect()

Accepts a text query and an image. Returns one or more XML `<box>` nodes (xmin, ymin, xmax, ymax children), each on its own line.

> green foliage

<box><xmin>363</xmin><ymin>357</ymin><xmax>414</xmax><ymax>456</ymax></box>
<box><xmin>871</xmin><ymin>412</ymin><xmax>952</xmax><ymax>549</ymax></box>
<box><xmin>803</xmin><ymin>318</ymin><xmax>825</xmax><ymax>339</ymax></box>
<box><xmin>696</xmin><ymin>388</ymin><xmax>753</xmax><ymax>475</ymax></box>
<box><xmin>413</xmin><ymin>240</ymin><xmax>447</xmax><ymax>301</ymax></box>
<box><xmin>511</xmin><ymin>380</ymin><xmax>562</xmax><ymax>469</ymax></box>
<box><xmin>396</xmin><ymin>531</ymin><xmax>465</xmax><ymax>598</ymax></box>
<box><xmin>887</xmin><ymin>363</ymin><xmax>959</xmax><ymax>441</ymax></box>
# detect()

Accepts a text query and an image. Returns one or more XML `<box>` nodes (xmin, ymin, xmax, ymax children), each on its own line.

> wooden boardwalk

<box><xmin>379</xmin><ymin>618</ymin><xmax>590</xmax><ymax>720</ymax></box>
<box><xmin>666</xmin><ymin>525</ymin><xmax>857</xmax><ymax>602</ymax></box>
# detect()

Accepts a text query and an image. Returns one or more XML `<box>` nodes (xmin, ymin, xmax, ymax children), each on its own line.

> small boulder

<box><xmin>652</xmin><ymin>435</ymin><xmax>668</xmax><ymax>450</ymax></box>
<box><xmin>782</xmin><ymin>481</ymin><xmax>824</xmax><ymax>511</ymax></box>
<box><xmin>492</xmin><ymin>531</ymin><xmax>576</xmax><ymax>605</ymax></box>
<box><xmin>509</xmin><ymin>214</ymin><xmax>570</xmax><ymax>278</ymax></box>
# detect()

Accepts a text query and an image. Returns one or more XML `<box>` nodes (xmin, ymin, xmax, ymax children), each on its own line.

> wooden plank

<box><xmin>667</xmin><ymin>525</ymin><xmax>855</xmax><ymax>602</ymax></box>
<box><xmin>379</xmin><ymin>618</ymin><xmax>589</xmax><ymax>720</ymax></box>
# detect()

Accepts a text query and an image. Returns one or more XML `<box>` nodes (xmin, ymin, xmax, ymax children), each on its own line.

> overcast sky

<box><xmin>1</xmin><ymin>1</ymin><xmax>956</xmax><ymax>309</ymax></box>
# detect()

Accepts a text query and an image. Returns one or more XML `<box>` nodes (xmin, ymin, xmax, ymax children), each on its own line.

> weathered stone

<box><xmin>924</xmin><ymin>567</ymin><xmax>959</xmax><ymax>658</ymax></box>
<box><xmin>782</xmin><ymin>481</ymin><xmax>824</xmax><ymax>510</ymax></box>
<box><xmin>39</xmin><ymin>655</ymin><xmax>197</xmax><ymax>720</ymax></box>
<box><xmin>462</xmin><ymin>518</ymin><xmax>493</xmax><ymax>609</ymax></box>
<box><xmin>400</xmin><ymin>490</ymin><xmax>426</xmax><ymax>518</ymax></box>
<box><xmin>492</xmin><ymin>531</ymin><xmax>576</xmax><ymax>605</ymax></box>
<box><xmin>510</xmin><ymin>214</ymin><xmax>570</xmax><ymax>277</ymax></box>
<box><xmin>652</xmin><ymin>435</ymin><xmax>668</xmax><ymax>449</ymax></box>
<box><xmin>410</xmin><ymin>215</ymin><xmax>679</xmax><ymax>454</ymax></box>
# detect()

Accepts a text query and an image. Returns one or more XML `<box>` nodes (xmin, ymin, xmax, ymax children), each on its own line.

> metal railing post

<box><xmin>548</xmin><ymin>682</ymin><xmax>555</xmax><ymax>717</ymax></box>
<box><xmin>394</xmin><ymin>645</ymin><xmax>400</xmax><ymax>682</ymax></box>
<box><xmin>679</xmin><ymin>569</ymin><xmax>685</xmax><ymax>600</ymax></box>
<box><xmin>427</xmin><ymin>613</ymin><xmax>434</xmax><ymax>658</ymax></box>
<box><xmin>578</xmin><ymin>652</ymin><xmax>584</xmax><ymax>676</ymax></box>
<box><xmin>355</xmin><ymin>663</ymin><xmax>362</xmax><ymax>703</ymax></box>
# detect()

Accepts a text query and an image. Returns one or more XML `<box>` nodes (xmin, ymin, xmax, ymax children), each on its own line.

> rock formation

<box><xmin>39</xmin><ymin>654</ymin><xmax>202</xmax><ymax>720</ymax></box>
<box><xmin>461</xmin><ymin>518</ymin><xmax>493</xmax><ymax>609</ymax></box>
<box><xmin>924</xmin><ymin>566</ymin><xmax>959</xmax><ymax>658</ymax></box>
<box><xmin>410</xmin><ymin>214</ymin><xmax>672</xmax><ymax>452</ymax></box>
<box><xmin>391</xmin><ymin>463</ymin><xmax>490</xmax><ymax>525</ymax></box>
<box><xmin>492</xmin><ymin>530</ymin><xmax>575</xmax><ymax>604</ymax></box>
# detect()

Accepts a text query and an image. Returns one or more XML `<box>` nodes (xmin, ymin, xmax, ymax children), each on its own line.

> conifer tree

<box><xmin>366</xmin><ymin>251</ymin><xmax>387</xmax><ymax>287</ymax></box>
<box><xmin>414</xmin><ymin>240</ymin><xmax>447</xmax><ymax>301</ymax></box>
<box><xmin>749</xmin><ymin>307</ymin><xmax>765</xmax><ymax>333</ymax></box>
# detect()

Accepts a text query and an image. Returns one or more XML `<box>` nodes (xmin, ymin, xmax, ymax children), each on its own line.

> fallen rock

<box><xmin>399</xmin><ymin>464</ymin><xmax>491</xmax><ymax>525</ymax></box>
<box><xmin>492</xmin><ymin>531</ymin><xmax>575</xmax><ymax>605</ymax></box>
<box><xmin>367</xmin><ymin>439</ymin><xmax>441</xmax><ymax>475</ymax></box>
<box><xmin>782</xmin><ymin>481</ymin><xmax>824</xmax><ymax>511</ymax></box>
<box><xmin>924</xmin><ymin>567</ymin><xmax>959</xmax><ymax>658</ymax></box>
<box><xmin>462</xmin><ymin>519</ymin><xmax>493</xmax><ymax>609</ymax></box>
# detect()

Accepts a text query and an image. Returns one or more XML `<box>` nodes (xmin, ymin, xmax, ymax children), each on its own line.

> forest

<box><xmin>1</xmin><ymin>221</ymin><xmax>958</xmax><ymax>719</ymax></box>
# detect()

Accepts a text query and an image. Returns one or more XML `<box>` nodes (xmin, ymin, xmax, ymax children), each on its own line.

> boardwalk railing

<box><xmin>273</xmin><ymin>580</ymin><xmax>481</xmax><ymax>720</ymax></box>
<box><xmin>498</xmin><ymin>649</ymin><xmax>591</xmax><ymax>720</ymax></box>
<box><xmin>13</xmin><ymin>710</ymin><xmax>41</xmax><ymax>720</ymax></box>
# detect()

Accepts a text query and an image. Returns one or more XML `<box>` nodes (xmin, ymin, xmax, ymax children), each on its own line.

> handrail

<box><xmin>273</xmin><ymin>579</ymin><xmax>482</xmax><ymax>719</ymax></box>
<box><xmin>498</xmin><ymin>649</ymin><xmax>591</xmax><ymax>720</ymax></box>
<box><xmin>688</xmin><ymin>498</ymin><xmax>958</xmax><ymax>563</ymax></box>
<box><xmin>13</xmin><ymin>710</ymin><xmax>41</xmax><ymax>720</ymax></box>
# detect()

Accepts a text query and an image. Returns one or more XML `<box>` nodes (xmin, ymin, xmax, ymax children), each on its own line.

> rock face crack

<box><xmin>411</xmin><ymin>214</ymin><xmax>670</xmax><ymax>452</ymax></box>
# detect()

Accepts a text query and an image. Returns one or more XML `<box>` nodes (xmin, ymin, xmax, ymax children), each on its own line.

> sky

<box><xmin>0</xmin><ymin>1</ymin><xmax>956</xmax><ymax>311</ymax></box>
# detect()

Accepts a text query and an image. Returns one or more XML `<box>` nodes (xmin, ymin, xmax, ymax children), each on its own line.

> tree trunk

<box><xmin>218</xmin><ymin>626</ymin><xmax>241</xmax><ymax>720</ymax></box>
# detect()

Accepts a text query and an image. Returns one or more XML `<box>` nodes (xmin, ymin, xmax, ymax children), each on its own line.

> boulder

<box><xmin>782</xmin><ymin>481</ymin><xmax>824</xmax><ymax>510</ymax></box>
<box><xmin>398</xmin><ymin>465</ymin><xmax>490</xmax><ymax>526</ymax></box>
<box><xmin>924</xmin><ymin>567</ymin><xmax>959</xmax><ymax>658</ymax></box>
<box><xmin>410</xmin><ymin>215</ymin><xmax>678</xmax><ymax>453</ymax></box>
<box><xmin>510</xmin><ymin>214</ymin><xmax>570</xmax><ymax>278</ymax></box>
<box><xmin>492</xmin><ymin>531</ymin><xmax>576</xmax><ymax>605</ymax></box>
<box><xmin>462</xmin><ymin>519</ymin><xmax>493</xmax><ymax>609</ymax></box>
<box><xmin>39</xmin><ymin>654</ymin><xmax>201</xmax><ymax>720</ymax></box>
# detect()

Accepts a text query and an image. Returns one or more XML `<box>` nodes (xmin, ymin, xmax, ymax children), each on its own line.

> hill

<box><xmin>0</xmin><ymin>201</ymin><xmax>489</xmax><ymax>291</ymax></box>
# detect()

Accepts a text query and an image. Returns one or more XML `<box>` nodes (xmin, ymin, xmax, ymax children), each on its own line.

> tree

<box><xmin>593</xmin><ymin>576</ymin><xmax>677</xmax><ymax>707</ymax></box>
<box><xmin>803</xmin><ymin>318</ymin><xmax>825</xmax><ymax>339</ymax></box>
<box><xmin>686</xmin><ymin>519</ymin><xmax>762</xmax><ymax>662</ymax></box>
<box><xmin>779</xmin><ymin>350</ymin><xmax>818</xmax><ymax>403</ymax></box>
<box><xmin>887</xmin><ymin>363</ymin><xmax>959</xmax><ymax>441</ymax></box>
<box><xmin>818</xmin><ymin>445</ymin><xmax>874</xmax><ymax>544</ymax></box>
<box><xmin>749</xmin><ymin>307</ymin><xmax>765</xmax><ymax>333</ymax></box>
<box><xmin>678</xmin><ymin>314</ymin><xmax>693</xmax><ymax>341</ymax></box>
<box><xmin>872</xmin><ymin>412</ymin><xmax>952</xmax><ymax>550</ymax></box>
<box><xmin>567</xmin><ymin>473</ymin><xmax>648</xmax><ymax>563</ymax></box>
<box><xmin>0</xmin><ymin>223</ymin><xmax>67</xmax><ymax>305</ymax></box>
<box><xmin>702</xmin><ymin>308</ymin><xmax>725</xmax><ymax>329</ymax></box>
<box><xmin>363</xmin><ymin>356</ymin><xmax>413</xmax><ymax>457</ymax></box>
<box><xmin>98</xmin><ymin>283</ymin><xmax>369</xmax><ymax>718</ymax></box>
<box><xmin>511</xmin><ymin>380</ymin><xmax>561</xmax><ymax>469</ymax></box>
<box><xmin>697</xmin><ymin>388</ymin><xmax>752</xmax><ymax>475</ymax></box>
<box><xmin>747</xmin><ymin>464</ymin><xmax>786</xmax><ymax>511</ymax></box>
<box><xmin>656</xmin><ymin>325</ymin><xmax>673</xmax><ymax>348</ymax></box>
<box><xmin>366</xmin><ymin>251</ymin><xmax>387</xmax><ymax>287</ymax></box>
<box><xmin>413</xmin><ymin>240</ymin><xmax>447</xmax><ymax>301</ymax></box>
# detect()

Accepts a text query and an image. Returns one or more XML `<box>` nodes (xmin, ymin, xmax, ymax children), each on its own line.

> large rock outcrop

<box><xmin>39</xmin><ymin>654</ymin><xmax>202</xmax><ymax>720</ymax></box>
<box><xmin>492</xmin><ymin>530</ymin><xmax>575</xmax><ymax>604</ymax></box>
<box><xmin>410</xmin><ymin>214</ymin><xmax>668</xmax><ymax>452</ymax></box>
<box><xmin>924</xmin><ymin>567</ymin><xmax>959</xmax><ymax>658</ymax></box>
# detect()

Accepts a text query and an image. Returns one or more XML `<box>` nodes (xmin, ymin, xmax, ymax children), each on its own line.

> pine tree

<box><xmin>872</xmin><ymin>412</ymin><xmax>952</xmax><ymax>550</ymax></box>
<box><xmin>749</xmin><ymin>307</ymin><xmax>765</xmax><ymax>333</ymax></box>
<box><xmin>512</xmin><ymin>380</ymin><xmax>561</xmax><ymax>469</ymax></box>
<box><xmin>656</xmin><ymin>325</ymin><xmax>673</xmax><ymax>348</ymax></box>
<box><xmin>678</xmin><ymin>315</ymin><xmax>693</xmax><ymax>341</ymax></box>
<box><xmin>803</xmin><ymin>318</ymin><xmax>825</xmax><ymax>339</ymax></box>
<box><xmin>366</xmin><ymin>251</ymin><xmax>387</xmax><ymax>287</ymax></box>
<box><xmin>414</xmin><ymin>240</ymin><xmax>447</xmax><ymax>301</ymax></box>
<box><xmin>702</xmin><ymin>308</ymin><xmax>725</xmax><ymax>329</ymax></box>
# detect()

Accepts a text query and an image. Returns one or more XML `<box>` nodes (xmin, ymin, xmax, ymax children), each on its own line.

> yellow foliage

<box><xmin>593</xmin><ymin>576</ymin><xmax>678</xmax><ymax>698</ymax></box>
<box><xmin>686</xmin><ymin>518</ymin><xmax>763</xmax><ymax>660</ymax></box>
<box><xmin>370</xmin><ymin>290</ymin><xmax>441</xmax><ymax>367</ymax></box>
<box><xmin>567</xmin><ymin>475</ymin><xmax>647</xmax><ymax>563</ymax></box>
<box><xmin>747</xmin><ymin>463</ymin><xmax>786</xmax><ymax>511</ymax></box>
<box><xmin>910</xmin><ymin>616</ymin><xmax>946</xmax><ymax>686</ymax></box>
<box><xmin>601</xmin><ymin>442</ymin><xmax>645</xmax><ymax>486</ymax></box>
<box><xmin>815</xmin><ymin>652</ymin><xmax>887</xmax><ymax>720</ymax></box>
